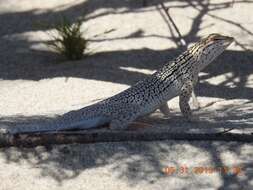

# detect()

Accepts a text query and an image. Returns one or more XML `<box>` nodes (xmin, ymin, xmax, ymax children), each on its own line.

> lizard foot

<box><xmin>127</xmin><ymin>122</ymin><xmax>153</xmax><ymax>131</ymax></box>
<box><xmin>109</xmin><ymin>122</ymin><xmax>128</xmax><ymax>130</ymax></box>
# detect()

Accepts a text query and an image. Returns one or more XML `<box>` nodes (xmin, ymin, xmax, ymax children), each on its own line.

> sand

<box><xmin>0</xmin><ymin>0</ymin><xmax>252</xmax><ymax>189</ymax></box>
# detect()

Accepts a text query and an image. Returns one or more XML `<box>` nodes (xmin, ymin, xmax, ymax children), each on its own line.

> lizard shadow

<box><xmin>141</xmin><ymin>100</ymin><xmax>253</xmax><ymax>133</ymax></box>
<box><xmin>0</xmin><ymin>0</ymin><xmax>253</xmax><ymax>188</ymax></box>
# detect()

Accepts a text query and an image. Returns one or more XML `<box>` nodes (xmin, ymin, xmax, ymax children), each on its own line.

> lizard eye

<box><xmin>203</xmin><ymin>47</ymin><xmax>209</xmax><ymax>55</ymax></box>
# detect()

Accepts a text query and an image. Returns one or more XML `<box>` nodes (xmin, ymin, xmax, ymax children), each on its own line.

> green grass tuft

<box><xmin>48</xmin><ymin>17</ymin><xmax>88</xmax><ymax>60</ymax></box>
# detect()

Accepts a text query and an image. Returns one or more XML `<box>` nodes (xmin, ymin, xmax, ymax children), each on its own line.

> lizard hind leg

<box><xmin>109</xmin><ymin>112</ymin><xmax>139</xmax><ymax>130</ymax></box>
<box><xmin>109</xmin><ymin>118</ymin><xmax>129</xmax><ymax>130</ymax></box>
<box><xmin>108</xmin><ymin>104</ymin><xmax>141</xmax><ymax>130</ymax></box>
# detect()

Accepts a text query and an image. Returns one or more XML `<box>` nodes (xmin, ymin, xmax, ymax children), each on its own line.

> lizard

<box><xmin>4</xmin><ymin>33</ymin><xmax>233</xmax><ymax>134</ymax></box>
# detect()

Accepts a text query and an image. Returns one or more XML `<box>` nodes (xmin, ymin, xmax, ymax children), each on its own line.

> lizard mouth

<box><xmin>208</xmin><ymin>34</ymin><xmax>234</xmax><ymax>42</ymax></box>
<box><xmin>210</xmin><ymin>35</ymin><xmax>234</xmax><ymax>47</ymax></box>
<box><xmin>204</xmin><ymin>34</ymin><xmax>234</xmax><ymax>48</ymax></box>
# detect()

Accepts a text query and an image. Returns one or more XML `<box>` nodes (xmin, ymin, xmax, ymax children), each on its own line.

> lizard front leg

<box><xmin>160</xmin><ymin>91</ymin><xmax>198</xmax><ymax>117</ymax></box>
<box><xmin>160</xmin><ymin>75</ymin><xmax>199</xmax><ymax>117</ymax></box>
<box><xmin>179</xmin><ymin>80</ymin><xmax>198</xmax><ymax>121</ymax></box>
<box><xmin>159</xmin><ymin>103</ymin><xmax>170</xmax><ymax>117</ymax></box>
<box><xmin>191</xmin><ymin>74</ymin><xmax>200</xmax><ymax>109</ymax></box>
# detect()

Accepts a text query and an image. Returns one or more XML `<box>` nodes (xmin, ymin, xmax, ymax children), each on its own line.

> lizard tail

<box><xmin>2</xmin><ymin>104</ymin><xmax>111</xmax><ymax>134</ymax></box>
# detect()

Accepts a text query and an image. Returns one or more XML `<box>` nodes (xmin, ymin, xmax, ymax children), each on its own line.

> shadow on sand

<box><xmin>0</xmin><ymin>0</ymin><xmax>253</xmax><ymax>189</ymax></box>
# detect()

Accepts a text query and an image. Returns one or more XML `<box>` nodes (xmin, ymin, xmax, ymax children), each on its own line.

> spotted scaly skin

<box><xmin>6</xmin><ymin>34</ymin><xmax>234</xmax><ymax>134</ymax></box>
<box><xmin>99</xmin><ymin>33</ymin><xmax>234</xmax><ymax>128</ymax></box>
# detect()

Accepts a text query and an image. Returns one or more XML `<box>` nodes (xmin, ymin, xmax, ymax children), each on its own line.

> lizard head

<box><xmin>192</xmin><ymin>33</ymin><xmax>234</xmax><ymax>71</ymax></box>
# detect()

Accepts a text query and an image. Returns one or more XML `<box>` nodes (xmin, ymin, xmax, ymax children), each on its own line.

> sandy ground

<box><xmin>0</xmin><ymin>0</ymin><xmax>253</xmax><ymax>189</ymax></box>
